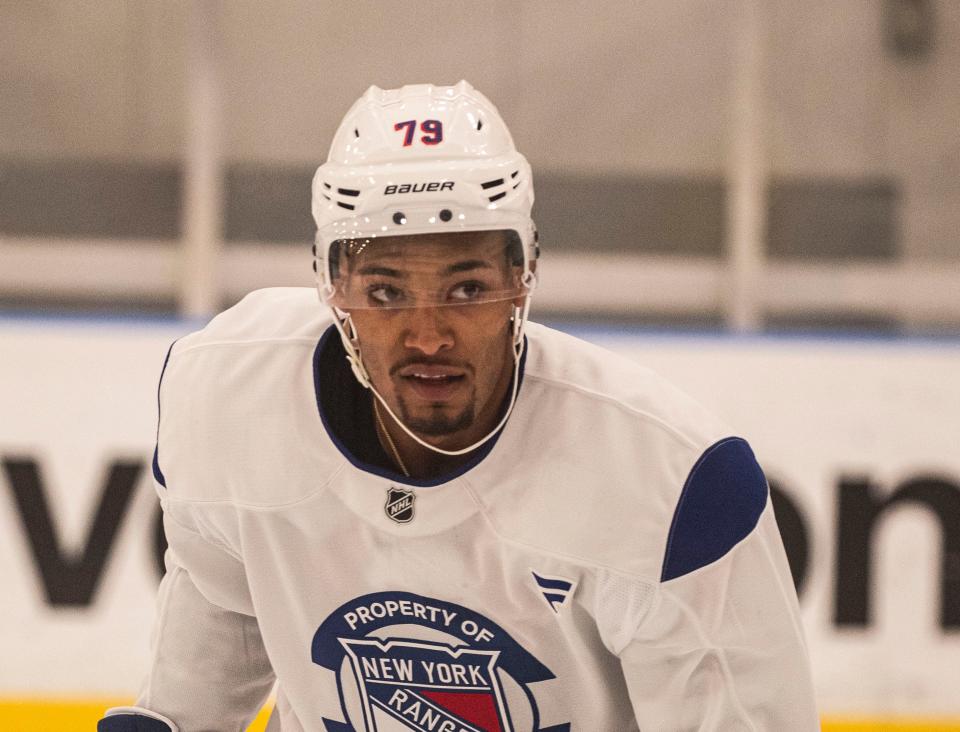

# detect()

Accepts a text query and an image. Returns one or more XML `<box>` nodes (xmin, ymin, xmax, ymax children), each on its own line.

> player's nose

<box><xmin>402</xmin><ymin>306</ymin><xmax>454</xmax><ymax>356</ymax></box>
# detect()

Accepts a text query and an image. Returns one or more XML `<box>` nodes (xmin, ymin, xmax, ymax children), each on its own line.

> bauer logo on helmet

<box><xmin>384</xmin><ymin>181</ymin><xmax>456</xmax><ymax>195</ymax></box>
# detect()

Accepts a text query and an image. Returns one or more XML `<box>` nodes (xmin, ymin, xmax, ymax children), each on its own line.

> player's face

<box><xmin>336</xmin><ymin>230</ymin><xmax>523</xmax><ymax>445</ymax></box>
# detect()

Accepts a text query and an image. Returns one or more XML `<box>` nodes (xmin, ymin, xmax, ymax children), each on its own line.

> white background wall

<box><xmin>1</xmin><ymin>318</ymin><xmax>959</xmax><ymax>718</ymax></box>
<box><xmin>3</xmin><ymin>1</ymin><xmax>959</xmax><ymax>259</ymax></box>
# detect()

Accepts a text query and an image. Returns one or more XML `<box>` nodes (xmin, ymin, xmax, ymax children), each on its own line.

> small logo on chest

<box><xmin>531</xmin><ymin>570</ymin><xmax>577</xmax><ymax>614</ymax></box>
<box><xmin>385</xmin><ymin>487</ymin><xmax>415</xmax><ymax>523</ymax></box>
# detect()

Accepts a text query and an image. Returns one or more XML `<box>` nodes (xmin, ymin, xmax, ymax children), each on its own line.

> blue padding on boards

<box><xmin>661</xmin><ymin>437</ymin><xmax>768</xmax><ymax>582</ymax></box>
<box><xmin>98</xmin><ymin>714</ymin><xmax>174</xmax><ymax>732</ymax></box>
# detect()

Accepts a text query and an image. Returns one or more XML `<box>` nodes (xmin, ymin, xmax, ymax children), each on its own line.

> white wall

<box><xmin>4</xmin><ymin>2</ymin><xmax>958</xmax><ymax>209</ymax></box>
<box><xmin>2</xmin><ymin>315</ymin><xmax>959</xmax><ymax>716</ymax></box>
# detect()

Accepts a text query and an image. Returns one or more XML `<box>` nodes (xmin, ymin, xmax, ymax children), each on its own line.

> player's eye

<box><xmin>367</xmin><ymin>284</ymin><xmax>406</xmax><ymax>305</ymax></box>
<box><xmin>448</xmin><ymin>281</ymin><xmax>486</xmax><ymax>302</ymax></box>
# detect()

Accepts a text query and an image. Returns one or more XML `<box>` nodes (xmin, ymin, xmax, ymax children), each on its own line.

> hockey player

<box><xmin>100</xmin><ymin>82</ymin><xmax>818</xmax><ymax>731</ymax></box>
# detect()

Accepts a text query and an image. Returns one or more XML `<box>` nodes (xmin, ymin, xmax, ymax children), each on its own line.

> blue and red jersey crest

<box><xmin>313</xmin><ymin>591</ymin><xmax>570</xmax><ymax>732</ymax></box>
<box><xmin>342</xmin><ymin>638</ymin><xmax>509</xmax><ymax>731</ymax></box>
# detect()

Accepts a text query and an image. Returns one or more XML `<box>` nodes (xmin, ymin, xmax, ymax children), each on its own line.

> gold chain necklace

<box><xmin>373</xmin><ymin>398</ymin><xmax>410</xmax><ymax>477</ymax></box>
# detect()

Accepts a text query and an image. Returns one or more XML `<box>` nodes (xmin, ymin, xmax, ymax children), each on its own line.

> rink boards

<box><xmin>1</xmin><ymin>317</ymin><xmax>958</xmax><ymax>729</ymax></box>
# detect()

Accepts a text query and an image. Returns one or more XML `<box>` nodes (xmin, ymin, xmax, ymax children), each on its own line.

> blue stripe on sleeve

<box><xmin>151</xmin><ymin>444</ymin><xmax>166</xmax><ymax>488</ymax></box>
<box><xmin>152</xmin><ymin>341</ymin><xmax>176</xmax><ymax>489</ymax></box>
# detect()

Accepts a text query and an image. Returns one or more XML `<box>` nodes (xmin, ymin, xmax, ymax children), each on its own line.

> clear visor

<box><xmin>324</xmin><ymin>230</ymin><xmax>530</xmax><ymax>311</ymax></box>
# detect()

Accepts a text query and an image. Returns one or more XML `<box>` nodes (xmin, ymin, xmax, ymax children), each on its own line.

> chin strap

<box><xmin>330</xmin><ymin>310</ymin><xmax>373</xmax><ymax>389</ymax></box>
<box><xmin>325</xmin><ymin>296</ymin><xmax>531</xmax><ymax>459</ymax></box>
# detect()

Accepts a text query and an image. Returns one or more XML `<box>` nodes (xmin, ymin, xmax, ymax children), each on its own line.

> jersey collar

<box><xmin>312</xmin><ymin>324</ymin><xmax>527</xmax><ymax>487</ymax></box>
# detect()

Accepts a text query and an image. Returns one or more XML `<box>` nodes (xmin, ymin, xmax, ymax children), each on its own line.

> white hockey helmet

<box><xmin>311</xmin><ymin>80</ymin><xmax>538</xmax><ymax>302</ymax></box>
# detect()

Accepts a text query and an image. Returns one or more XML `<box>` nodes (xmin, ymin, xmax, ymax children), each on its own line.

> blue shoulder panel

<box><xmin>661</xmin><ymin>436</ymin><xmax>768</xmax><ymax>582</ymax></box>
<box><xmin>98</xmin><ymin>713</ymin><xmax>173</xmax><ymax>731</ymax></box>
<box><xmin>151</xmin><ymin>341</ymin><xmax>177</xmax><ymax>489</ymax></box>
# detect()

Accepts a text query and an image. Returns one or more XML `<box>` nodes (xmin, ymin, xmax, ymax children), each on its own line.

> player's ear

<box><xmin>510</xmin><ymin>259</ymin><xmax>536</xmax><ymax>307</ymax></box>
<box><xmin>328</xmin><ymin>287</ymin><xmax>348</xmax><ymax>310</ymax></box>
<box><xmin>326</xmin><ymin>263</ymin><xmax>350</xmax><ymax>310</ymax></box>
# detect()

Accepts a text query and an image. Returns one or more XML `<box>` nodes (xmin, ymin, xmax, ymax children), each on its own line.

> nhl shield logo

<box><xmin>385</xmin><ymin>487</ymin><xmax>415</xmax><ymax>523</ymax></box>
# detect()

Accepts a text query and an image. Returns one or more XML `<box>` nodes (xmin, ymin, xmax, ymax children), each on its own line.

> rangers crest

<box><xmin>313</xmin><ymin>591</ymin><xmax>570</xmax><ymax>732</ymax></box>
<box><xmin>342</xmin><ymin>638</ymin><xmax>510</xmax><ymax>731</ymax></box>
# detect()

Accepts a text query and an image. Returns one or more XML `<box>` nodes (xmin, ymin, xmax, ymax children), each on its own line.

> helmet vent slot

<box><xmin>481</xmin><ymin>178</ymin><xmax>504</xmax><ymax>190</ymax></box>
<box><xmin>337</xmin><ymin>188</ymin><xmax>360</xmax><ymax>197</ymax></box>
<box><xmin>488</xmin><ymin>191</ymin><xmax>507</xmax><ymax>203</ymax></box>
<box><xmin>477</xmin><ymin>119</ymin><xmax>483</xmax><ymax>131</ymax></box>
<box><xmin>323</xmin><ymin>182</ymin><xmax>332</xmax><ymax>189</ymax></box>
<box><xmin>337</xmin><ymin>201</ymin><xmax>356</xmax><ymax>211</ymax></box>
<box><xmin>511</xmin><ymin>170</ymin><xmax>519</xmax><ymax>178</ymax></box>
<box><xmin>354</xmin><ymin>128</ymin><xmax>359</xmax><ymax>138</ymax></box>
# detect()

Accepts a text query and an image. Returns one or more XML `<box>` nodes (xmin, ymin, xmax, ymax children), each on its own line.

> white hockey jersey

<box><xmin>118</xmin><ymin>287</ymin><xmax>818</xmax><ymax>731</ymax></box>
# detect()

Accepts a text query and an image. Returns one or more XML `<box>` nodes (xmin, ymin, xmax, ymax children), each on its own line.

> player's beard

<box><xmin>395</xmin><ymin>389</ymin><xmax>476</xmax><ymax>436</ymax></box>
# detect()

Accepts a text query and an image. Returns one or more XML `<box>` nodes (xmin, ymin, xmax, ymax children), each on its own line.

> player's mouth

<box><xmin>396</xmin><ymin>364</ymin><xmax>468</xmax><ymax>401</ymax></box>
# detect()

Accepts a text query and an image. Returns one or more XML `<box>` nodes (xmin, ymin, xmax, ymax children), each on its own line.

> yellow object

<box><xmin>823</xmin><ymin>720</ymin><xmax>960</xmax><ymax>732</ymax></box>
<box><xmin>0</xmin><ymin>699</ymin><xmax>273</xmax><ymax>731</ymax></box>
<box><xmin>1</xmin><ymin>700</ymin><xmax>959</xmax><ymax>732</ymax></box>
